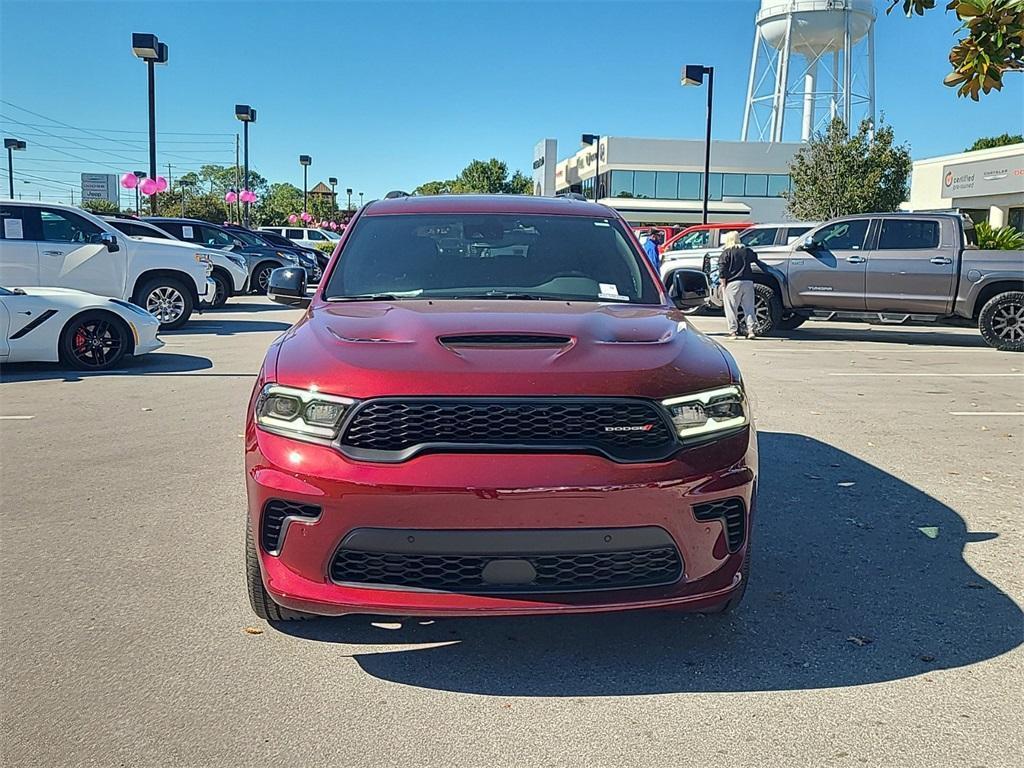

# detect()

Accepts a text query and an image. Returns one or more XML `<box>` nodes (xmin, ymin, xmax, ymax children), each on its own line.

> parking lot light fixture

<box><xmin>4</xmin><ymin>138</ymin><xmax>27</xmax><ymax>197</ymax></box>
<box><xmin>133</xmin><ymin>170</ymin><xmax>146</xmax><ymax>213</ymax></box>
<box><xmin>581</xmin><ymin>134</ymin><xmax>601</xmax><ymax>201</ymax></box>
<box><xmin>132</xmin><ymin>33</ymin><xmax>168</xmax><ymax>215</ymax></box>
<box><xmin>234</xmin><ymin>105</ymin><xmax>256</xmax><ymax>227</ymax></box>
<box><xmin>328</xmin><ymin>177</ymin><xmax>338</xmax><ymax>209</ymax></box>
<box><xmin>346</xmin><ymin>187</ymin><xmax>353</xmax><ymax>211</ymax></box>
<box><xmin>299</xmin><ymin>155</ymin><xmax>312</xmax><ymax>211</ymax></box>
<box><xmin>682</xmin><ymin>64</ymin><xmax>714</xmax><ymax>225</ymax></box>
<box><xmin>359</xmin><ymin>192</ymin><xmax>364</xmax><ymax>208</ymax></box>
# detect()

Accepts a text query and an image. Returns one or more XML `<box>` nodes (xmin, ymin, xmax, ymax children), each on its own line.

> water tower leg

<box><xmin>830</xmin><ymin>50</ymin><xmax>839</xmax><ymax>121</ymax></box>
<box><xmin>867</xmin><ymin>22</ymin><xmax>876</xmax><ymax>135</ymax></box>
<box><xmin>843</xmin><ymin>9</ymin><xmax>853</xmax><ymax>130</ymax></box>
<box><xmin>741</xmin><ymin>26</ymin><xmax>762</xmax><ymax>141</ymax></box>
<box><xmin>770</xmin><ymin>11</ymin><xmax>793</xmax><ymax>142</ymax></box>
<box><xmin>802</xmin><ymin>59</ymin><xmax>818</xmax><ymax>141</ymax></box>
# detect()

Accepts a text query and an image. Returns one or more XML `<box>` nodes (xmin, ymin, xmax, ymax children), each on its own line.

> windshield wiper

<box><xmin>452</xmin><ymin>291</ymin><xmax>542</xmax><ymax>300</ymax></box>
<box><xmin>326</xmin><ymin>293</ymin><xmax>403</xmax><ymax>302</ymax></box>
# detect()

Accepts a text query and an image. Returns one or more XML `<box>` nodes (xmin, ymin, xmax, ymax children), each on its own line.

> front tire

<box><xmin>210</xmin><ymin>271</ymin><xmax>231</xmax><ymax>308</ymax></box>
<box><xmin>59</xmin><ymin>310</ymin><xmax>130</xmax><ymax>370</ymax></box>
<box><xmin>738</xmin><ymin>283</ymin><xmax>782</xmax><ymax>336</ymax></box>
<box><xmin>134</xmin><ymin>277</ymin><xmax>193</xmax><ymax>330</ymax></box>
<box><xmin>251</xmin><ymin>262</ymin><xmax>277</xmax><ymax>295</ymax></box>
<box><xmin>978</xmin><ymin>291</ymin><xmax>1024</xmax><ymax>352</ymax></box>
<box><xmin>245</xmin><ymin>516</ymin><xmax>313</xmax><ymax>622</ymax></box>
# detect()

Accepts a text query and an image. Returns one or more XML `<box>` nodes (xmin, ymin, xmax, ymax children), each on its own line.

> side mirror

<box><xmin>233</xmin><ymin>238</ymin><xmax>244</xmax><ymax>247</ymax></box>
<box><xmin>667</xmin><ymin>268</ymin><xmax>709</xmax><ymax>310</ymax></box>
<box><xmin>100</xmin><ymin>232</ymin><xmax>120</xmax><ymax>252</ymax></box>
<box><xmin>267</xmin><ymin>266</ymin><xmax>310</xmax><ymax>307</ymax></box>
<box><xmin>797</xmin><ymin>236</ymin><xmax>820</xmax><ymax>252</ymax></box>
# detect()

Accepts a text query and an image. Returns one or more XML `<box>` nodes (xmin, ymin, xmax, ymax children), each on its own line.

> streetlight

<box><xmin>328</xmin><ymin>177</ymin><xmax>337</xmax><ymax>210</ymax></box>
<box><xmin>131</xmin><ymin>33</ymin><xmax>169</xmax><ymax>215</ymax></box>
<box><xmin>178</xmin><ymin>177</ymin><xmax>193</xmax><ymax>216</ymax></box>
<box><xmin>346</xmin><ymin>187</ymin><xmax>353</xmax><ymax>211</ymax></box>
<box><xmin>299</xmin><ymin>154</ymin><xmax>312</xmax><ymax>211</ymax></box>
<box><xmin>234</xmin><ymin>104</ymin><xmax>256</xmax><ymax>226</ymax></box>
<box><xmin>581</xmin><ymin>134</ymin><xmax>601</xmax><ymax>201</ymax></box>
<box><xmin>4</xmin><ymin>138</ymin><xmax>26</xmax><ymax>197</ymax></box>
<box><xmin>682</xmin><ymin>64</ymin><xmax>714</xmax><ymax>225</ymax></box>
<box><xmin>133</xmin><ymin>170</ymin><xmax>146</xmax><ymax>214</ymax></box>
<box><xmin>359</xmin><ymin>192</ymin><xmax>364</xmax><ymax>208</ymax></box>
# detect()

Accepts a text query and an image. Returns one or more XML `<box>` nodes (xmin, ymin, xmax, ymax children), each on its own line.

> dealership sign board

<box><xmin>941</xmin><ymin>155</ymin><xmax>1024</xmax><ymax>199</ymax></box>
<box><xmin>532</xmin><ymin>139</ymin><xmax>557</xmax><ymax>197</ymax></box>
<box><xmin>81</xmin><ymin>173</ymin><xmax>119</xmax><ymax>204</ymax></box>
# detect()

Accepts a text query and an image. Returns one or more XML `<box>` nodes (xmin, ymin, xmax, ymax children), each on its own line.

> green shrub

<box><xmin>976</xmin><ymin>221</ymin><xmax>1024</xmax><ymax>250</ymax></box>
<box><xmin>314</xmin><ymin>242</ymin><xmax>335</xmax><ymax>254</ymax></box>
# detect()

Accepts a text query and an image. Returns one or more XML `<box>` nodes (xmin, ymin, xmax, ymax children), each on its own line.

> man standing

<box><xmin>643</xmin><ymin>229</ymin><xmax>663</xmax><ymax>273</ymax></box>
<box><xmin>718</xmin><ymin>231</ymin><xmax>765</xmax><ymax>340</ymax></box>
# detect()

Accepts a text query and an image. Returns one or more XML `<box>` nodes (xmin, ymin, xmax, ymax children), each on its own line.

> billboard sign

<box><xmin>532</xmin><ymin>139</ymin><xmax>557</xmax><ymax>197</ymax></box>
<box><xmin>941</xmin><ymin>154</ymin><xmax>1024</xmax><ymax>199</ymax></box>
<box><xmin>81</xmin><ymin>173</ymin><xmax>119</xmax><ymax>204</ymax></box>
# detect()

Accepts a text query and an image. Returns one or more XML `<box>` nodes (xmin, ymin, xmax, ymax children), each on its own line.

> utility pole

<box><xmin>235</xmin><ymin>134</ymin><xmax>241</xmax><ymax>223</ymax></box>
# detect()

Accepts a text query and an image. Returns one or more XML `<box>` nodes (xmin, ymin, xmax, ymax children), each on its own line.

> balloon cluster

<box><xmin>225</xmin><ymin>189</ymin><xmax>257</xmax><ymax>204</ymax></box>
<box><xmin>120</xmin><ymin>172</ymin><xmax>168</xmax><ymax>195</ymax></box>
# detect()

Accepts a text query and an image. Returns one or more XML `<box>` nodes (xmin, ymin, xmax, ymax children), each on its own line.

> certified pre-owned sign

<box><xmin>941</xmin><ymin>153</ymin><xmax>1024</xmax><ymax>198</ymax></box>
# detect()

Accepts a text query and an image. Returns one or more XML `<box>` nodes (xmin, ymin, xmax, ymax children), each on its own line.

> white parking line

<box><xmin>0</xmin><ymin>415</ymin><xmax>35</xmax><ymax>420</ymax></box>
<box><xmin>828</xmin><ymin>373</ymin><xmax>1023</xmax><ymax>377</ymax></box>
<box><xmin>949</xmin><ymin>412</ymin><xmax>1024</xmax><ymax>416</ymax></box>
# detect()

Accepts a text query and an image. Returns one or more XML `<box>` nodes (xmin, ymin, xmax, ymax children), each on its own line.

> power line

<box><xmin>0</xmin><ymin>116</ymin><xmax>233</xmax><ymax>136</ymax></box>
<box><xmin>0</xmin><ymin>129</ymin><xmax>234</xmax><ymax>146</ymax></box>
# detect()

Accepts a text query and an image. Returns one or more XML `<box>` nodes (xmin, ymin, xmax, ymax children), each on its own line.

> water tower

<box><xmin>742</xmin><ymin>0</ymin><xmax>876</xmax><ymax>143</ymax></box>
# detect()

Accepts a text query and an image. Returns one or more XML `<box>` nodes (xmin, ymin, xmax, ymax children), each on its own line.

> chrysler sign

<box><xmin>941</xmin><ymin>155</ymin><xmax>1024</xmax><ymax>198</ymax></box>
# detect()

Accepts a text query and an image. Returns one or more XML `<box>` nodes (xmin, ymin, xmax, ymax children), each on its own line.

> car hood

<box><xmin>273</xmin><ymin>300</ymin><xmax>733</xmax><ymax>399</ymax></box>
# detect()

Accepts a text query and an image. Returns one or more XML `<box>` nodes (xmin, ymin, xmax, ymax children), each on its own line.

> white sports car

<box><xmin>0</xmin><ymin>286</ymin><xmax>162</xmax><ymax>370</ymax></box>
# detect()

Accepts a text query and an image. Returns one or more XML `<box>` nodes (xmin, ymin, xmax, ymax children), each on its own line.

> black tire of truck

<box><xmin>978</xmin><ymin>291</ymin><xmax>1024</xmax><ymax>352</ymax></box>
<box><xmin>245</xmin><ymin>516</ymin><xmax>314</xmax><ymax>622</ymax></box>
<box><xmin>738</xmin><ymin>283</ymin><xmax>783</xmax><ymax>336</ymax></box>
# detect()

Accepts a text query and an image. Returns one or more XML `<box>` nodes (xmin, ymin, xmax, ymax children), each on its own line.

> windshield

<box><xmin>232</xmin><ymin>229</ymin><xmax>266</xmax><ymax>247</ymax></box>
<box><xmin>324</xmin><ymin>213</ymin><xmax>661</xmax><ymax>304</ymax></box>
<box><xmin>323</xmin><ymin>230</ymin><xmax>342</xmax><ymax>241</ymax></box>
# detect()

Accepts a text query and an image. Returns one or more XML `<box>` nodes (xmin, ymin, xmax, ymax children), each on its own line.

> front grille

<box><xmin>331</xmin><ymin>546</ymin><xmax>682</xmax><ymax>593</ymax></box>
<box><xmin>338</xmin><ymin>398</ymin><xmax>676</xmax><ymax>463</ymax></box>
<box><xmin>693</xmin><ymin>498</ymin><xmax>746</xmax><ymax>552</ymax></box>
<box><xmin>260</xmin><ymin>499</ymin><xmax>321</xmax><ymax>554</ymax></box>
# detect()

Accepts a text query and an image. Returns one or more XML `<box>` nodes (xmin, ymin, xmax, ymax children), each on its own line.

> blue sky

<box><xmin>1</xmin><ymin>0</ymin><xmax>1022</xmax><ymax>204</ymax></box>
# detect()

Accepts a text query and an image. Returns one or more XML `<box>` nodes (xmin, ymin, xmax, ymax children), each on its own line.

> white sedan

<box><xmin>0</xmin><ymin>286</ymin><xmax>162</xmax><ymax>370</ymax></box>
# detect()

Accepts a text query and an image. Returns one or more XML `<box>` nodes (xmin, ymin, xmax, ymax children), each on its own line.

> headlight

<box><xmin>255</xmin><ymin>384</ymin><xmax>355</xmax><ymax>441</ymax></box>
<box><xmin>661</xmin><ymin>385</ymin><xmax>748</xmax><ymax>440</ymax></box>
<box><xmin>278</xmin><ymin>251</ymin><xmax>300</xmax><ymax>263</ymax></box>
<box><xmin>194</xmin><ymin>252</ymin><xmax>211</xmax><ymax>264</ymax></box>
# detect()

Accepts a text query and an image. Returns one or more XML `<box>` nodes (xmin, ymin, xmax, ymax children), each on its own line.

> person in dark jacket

<box><xmin>718</xmin><ymin>231</ymin><xmax>768</xmax><ymax>339</ymax></box>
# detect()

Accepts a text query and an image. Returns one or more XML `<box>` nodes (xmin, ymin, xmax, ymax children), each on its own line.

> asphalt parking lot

<box><xmin>1</xmin><ymin>299</ymin><xmax>1021</xmax><ymax>768</ymax></box>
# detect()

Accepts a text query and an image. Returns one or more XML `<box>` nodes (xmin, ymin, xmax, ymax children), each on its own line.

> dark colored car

<box><xmin>143</xmin><ymin>217</ymin><xmax>303</xmax><ymax>294</ymax></box>
<box><xmin>246</xmin><ymin>194</ymin><xmax>754</xmax><ymax>622</ymax></box>
<box><xmin>222</xmin><ymin>225</ymin><xmax>324</xmax><ymax>283</ymax></box>
<box><xmin>249</xmin><ymin>228</ymin><xmax>330</xmax><ymax>274</ymax></box>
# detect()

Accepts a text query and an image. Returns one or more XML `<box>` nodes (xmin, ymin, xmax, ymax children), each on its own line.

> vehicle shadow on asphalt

<box><xmin>165</xmin><ymin>319</ymin><xmax>293</xmax><ymax>336</ymax></box>
<box><xmin>0</xmin><ymin>353</ymin><xmax>212</xmax><ymax>384</ymax></box>
<box><xmin>704</xmin><ymin>326</ymin><xmax>989</xmax><ymax>349</ymax></box>
<box><xmin>214</xmin><ymin>300</ymin><xmax>301</xmax><ymax>314</ymax></box>
<box><xmin>276</xmin><ymin>431</ymin><xmax>1023</xmax><ymax>695</ymax></box>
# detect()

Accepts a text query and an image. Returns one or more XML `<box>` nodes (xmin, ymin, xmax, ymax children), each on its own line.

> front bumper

<box><xmin>246</xmin><ymin>423</ymin><xmax>757</xmax><ymax>618</ymax></box>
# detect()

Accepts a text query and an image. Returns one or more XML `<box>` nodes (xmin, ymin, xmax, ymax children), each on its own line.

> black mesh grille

<box><xmin>339</xmin><ymin>398</ymin><xmax>675</xmax><ymax>462</ymax></box>
<box><xmin>330</xmin><ymin>547</ymin><xmax>682</xmax><ymax>593</ymax></box>
<box><xmin>439</xmin><ymin>334</ymin><xmax>572</xmax><ymax>346</ymax></box>
<box><xmin>261</xmin><ymin>499</ymin><xmax>321</xmax><ymax>554</ymax></box>
<box><xmin>693</xmin><ymin>498</ymin><xmax>746</xmax><ymax>552</ymax></box>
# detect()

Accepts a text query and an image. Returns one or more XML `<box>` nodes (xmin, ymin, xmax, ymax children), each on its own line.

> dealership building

<box><xmin>907</xmin><ymin>142</ymin><xmax>1024</xmax><ymax>231</ymax></box>
<box><xmin>533</xmin><ymin>137</ymin><xmax>803</xmax><ymax>225</ymax></box>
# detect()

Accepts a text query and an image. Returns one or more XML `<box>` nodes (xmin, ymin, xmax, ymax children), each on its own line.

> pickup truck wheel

<box><xmin>135</xmin><ymin>277</ymin><xmax>194</xmax><ymax>330</ymax></box>
<box><xmin>739</xmin><ymin>284</ymin><xmax>782</xmax><ymax>336</ymax></box>
<box><xmin>245</xmin><ymin>516</ymin><xmax>314</xmax><ymax>622</ymax></box>
<box><xmin>979</xmin><ymin>291</ymin><xmax>1024</xmax><ymax>352</ymax></box>
<box><xmin>776</xmin><ymin>312</ymin><xmax>808</xmax><ymax>331</ymax></box>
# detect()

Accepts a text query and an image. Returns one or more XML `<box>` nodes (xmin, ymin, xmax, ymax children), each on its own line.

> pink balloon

<box><xmin>287</xmin><ymin>214</ymin><xmax>298</xmax><ymax>224</ymax></box>
<box><xmin>155</xmin><ymin>176</ymin><xmax>168</xmax><ymax>192</ymax></box>
<box><xmin>224</xmin><ymin>191</ymin><xmax>238</xmax><ymax>204</ymax></box>
<box><xmin>301</xmin><ymin>212</ymin><xmax>312</xmax><ymax>223</ymax></box>
<box><xmin>240</xmin><ymin>189</ymin><xmax>256</xmax><ymax>203</ymax></box>
<box><xmin>140</xmin><ymin>178</ymin><xmax>159</xmax><ymax>196</ymax></box>
<box><xmin>120</xmin><ymin>172</ymin><xmax>139</xmax><ymax>189</ymax></box>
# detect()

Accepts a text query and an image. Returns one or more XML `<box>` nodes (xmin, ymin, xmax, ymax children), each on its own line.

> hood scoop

<box><xmin>438</xmin><ymin>333</ymin><xmax>572</xmax><ymax>348</ymax></box>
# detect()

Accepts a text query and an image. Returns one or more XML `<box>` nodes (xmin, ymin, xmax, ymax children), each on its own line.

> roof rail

<box><xmin>555</xmin><ymin>192</ymin><xmax>589</xmax><ymax>202</ymax></box>
<box><xmin>383</xmin><ymin>190</ymin><xmax>411</xmax><ymax>199</ymax></box>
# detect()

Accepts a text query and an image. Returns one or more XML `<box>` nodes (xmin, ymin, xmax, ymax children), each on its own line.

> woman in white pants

<box><xmin>718</xmin><ymin>231</ymin><xmax>762</xmax><ymax>339</ymax></box>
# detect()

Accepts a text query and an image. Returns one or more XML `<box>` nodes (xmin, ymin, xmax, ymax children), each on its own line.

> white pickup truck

<box><xmin>0</xmin><ymin>201</ymin><xmax>215</xmax><ymax>329</ymax></box>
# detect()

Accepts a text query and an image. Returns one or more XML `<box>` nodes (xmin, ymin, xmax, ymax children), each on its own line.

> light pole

<box><xmin>131</xmin><ymin>33</ymin><xmax>168</xmax><ymax>215</ymax></box>
<box><xmin>581</xmin><ymin>134</ymin><xmax>601</xmax><ymax>201</ymax></box>
<box><xmin>346</xmin><ymin>187</ymin><xmax>353</xmax><ymax>211</ymax></box>
<box><xmin>234</xmin><ymin>104</ymin><xmax>256</xmax><ymax>227</ymax></box>
<box><xmin>682</xmin><ymin>64</ymin><xmax>714</xmax><ymax>225</ymax></box>
<box><xmin>4</xmin><ymin>138</ymin><xmax>26</xmax><ymax>197</ymax></box>
<box><xmin>133</xmin><ymin>170</ymin><xmax>146</xmax><ymax>213</ymax></box>
<box><xmin>328</xmin><ymin>177</ymin><xmax>337</xmax><ymax>210</ymax></box>
<box><xmin>299</xmin><ymin>155</ymin><xmax>312</xmax><ymax>211</ymax></box>
<box><xmin>179</xmin><ymin>178</ymin><xmax>193</xmax><ymax>216</ymax></box>
<box><xmin>359</xmin><ymin>192</ymin><xmax>364</xmax><ymax>208</ymax></box>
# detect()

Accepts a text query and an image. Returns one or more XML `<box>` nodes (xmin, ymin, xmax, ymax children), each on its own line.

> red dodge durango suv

<box><xmin>245</xmin><ymin>194</ymin><xmax>756</xmax><ymax>621</ymax></box>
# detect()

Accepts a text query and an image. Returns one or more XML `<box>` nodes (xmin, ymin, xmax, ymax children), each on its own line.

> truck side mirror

<box><xmin>797</xmin><ymin>236</ymin><xmax>820</xmax><ymax>252</ymax></box>
<box><xmin>668</xmin><ymin>268</ymin><xmax>709</xmax><ymax>310</ymax></box>
<box><xmin>267</xmin><ymin>267</ymin><xmax>310</xmax><ymax>307</ymax></box>
<box><xmin>100</xmin><ymin>232</ymin><xmax>120</xmax><ymax>252</ymax></box>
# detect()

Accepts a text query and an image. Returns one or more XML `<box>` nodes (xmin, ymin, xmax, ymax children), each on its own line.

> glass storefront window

<box><xmin>611</xmin><ymin>170</ymin><xmax>634</xmax><ymax>198</ymax></box>
<box><xmin>633</xmin><ymin>171</ymin><xmax>656</xmax><ymax>199</ymax></box>
<box><xmin>707</xmin><ymin>173</ymin><xmax>723</xmax><ymax>201</ymax></box>
<box><xmin>723</xmin><ymin>173</ymin><xmax>745</xmax><ymax>196</ymax></box>
<box><xmin>655</xmin><ymin>172</ymin><xmax>678</xmax><ymax>199</ymax></box>
<box><xmin>678</xmin><ymin>172</ymin><xmax>701</xmax><ymax>200</ymax></box>
<box><xmin>767</xmin><ymin>174</ymin><xmax>790</xmax><ymax>197</ymax></box>
<box><xmin>745</xmin><ymin>174</ymin><xmax>768</xmax><ymax>197</ymax></box>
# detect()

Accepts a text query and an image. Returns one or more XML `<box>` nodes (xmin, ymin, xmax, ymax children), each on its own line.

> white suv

<box><xmin>258</xmin><ymin>226</ymin><xmax>341</xmax><ymax>250</ymax></box>
<box><xmin>0</xmin><ymin>201</ymin><xmax>214</xmax><ymax>329</ymax></box>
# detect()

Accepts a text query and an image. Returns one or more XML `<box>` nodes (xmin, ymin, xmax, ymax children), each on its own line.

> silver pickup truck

<box><xmin>693</xmin><ymin>212</ymin><xmax>1024</xmax><ymax>352</ymax></box>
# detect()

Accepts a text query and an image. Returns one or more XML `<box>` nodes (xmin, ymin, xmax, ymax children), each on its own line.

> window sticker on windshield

<box><xmin>594</xmin><ymin>221</ymin><xmax>610</xmax><ymax>227</ymax></box>
<box><xmin>182</xmin><ymin>225</ymin><xmax>194</xmax><ymax>239</ymax></box>
<box><xmin>3</xmin><ymin>218</ymin><xmax>24</xmax><ymax>239</ymax></box>
<box><xmin>599</xmin><ymin>282</ymin><xmax>627</xmax><ymax>301</ymax></box>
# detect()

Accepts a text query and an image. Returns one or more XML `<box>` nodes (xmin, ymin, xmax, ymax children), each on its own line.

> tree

<box><xmin>252</xmin><ymin>183</ymin><xmax>304</xmax><ymax>226</ymax></box>
<box><xmin>81</xmin><ymin>199</ymin><xmax>120</xmax><ymax>215</ymax></box>
<box><xmin>413</xmin><ymin>180</ymin><xmax>453</xmax><ymax>196</ymax></box>
<box><xmin>785</xmin><ymin>117</ymin><xmax>912</xmax><ymax>220</ymax></box>
<box><xmin>966</xmin><ymin>132</ymin><xmax>1024</xmax><ymax>150</ymax></box>
<box><xmin>886</xmin><ymin>0</ymin><xmax>1024</xmax><ymax>99</ymax></box>
<box><xmin>414</xmin><ymin>159</ymin><xmax>534</xmax><ymax>196</ymax></box>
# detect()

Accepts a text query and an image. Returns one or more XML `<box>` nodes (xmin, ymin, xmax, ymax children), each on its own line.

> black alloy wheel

<box><xmin>59</xmin><ymin>311</ymin><xmax>130</xmax><ymax>370</ymax></box>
